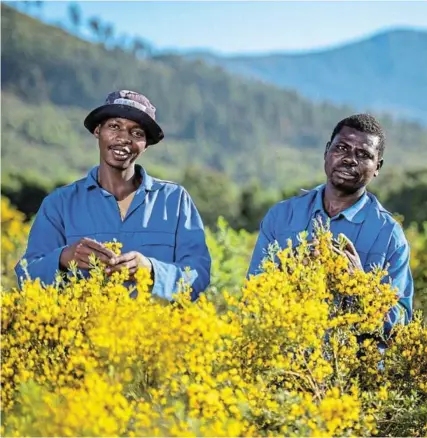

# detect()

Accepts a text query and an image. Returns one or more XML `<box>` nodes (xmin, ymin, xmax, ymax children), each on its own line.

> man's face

<box><xmin>324</xmin><ymin>126</ymin><xmax>383</xmax><ymax>193</ymax></box>
<box><xmin>95</xmin><ymin>117</ymin><xmax>148</xmax><ymax>170</ymax></box>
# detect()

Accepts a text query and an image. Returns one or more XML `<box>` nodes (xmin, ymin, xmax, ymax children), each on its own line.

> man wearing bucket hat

<box><xmin>15</xmin><ymin>90</ymin><xmax>211</xmax><ymax>301</ymax></box>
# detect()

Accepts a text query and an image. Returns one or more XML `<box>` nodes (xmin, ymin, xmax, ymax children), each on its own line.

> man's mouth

<box><xmin>109</xmin><ymin>145</ymin><xmax>131</xmax><ymax>161</ymax></box>
<box><xmin>335</xmin><ymin>169</ymin><xmax>358</xmax><ymax>179</ymax></box>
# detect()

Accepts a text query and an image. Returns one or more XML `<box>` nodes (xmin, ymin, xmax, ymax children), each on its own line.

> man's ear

<box><xmin>94</xmin><ymin>125</ymin><xmax>101</xmax><ymax>138</ymax></box>
<box><xmin>374</xmin><ymin>158</ymin><xmax>384</xmax><ymax>177</ymax></box>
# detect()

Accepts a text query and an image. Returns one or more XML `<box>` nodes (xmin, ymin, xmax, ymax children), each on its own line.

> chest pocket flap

<box><xmin>139</xmin><ymin>232</ymin><xmax>175</xmax><ymax>247</ymax></box>
<box><xmin>137</xmin><ymin>232</ymin><xmax>175</xmax><ymax>263</ymax></box>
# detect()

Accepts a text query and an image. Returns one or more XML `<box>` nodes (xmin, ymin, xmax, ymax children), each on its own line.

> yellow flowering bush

<box><xmin>1</xmin><ymin>199</ymin><xmax>427</xmax><ymax>436</ymax></box>
<box><xmin>2</xmin><ymin>212</ymin><xmax>427</xmax><ymax>437</ymax></box>
<box><xmin>1</xmin><ymin>196</ymin><xmax>31</xmax><ymax>290</ymax></box>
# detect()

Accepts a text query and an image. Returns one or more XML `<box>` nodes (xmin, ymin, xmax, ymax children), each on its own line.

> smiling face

<box><xmin>324</xmin><ymin>126</ymin><xmax>383</xmax><ymax>193</ymax></box>
<box><xmin>94</xmin><ymin>117</ymin><xmax>148</xmax><ymax>170</ymax></box>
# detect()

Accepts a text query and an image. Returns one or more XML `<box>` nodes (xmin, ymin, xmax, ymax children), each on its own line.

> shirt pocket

<box><xmin>137</xmin><ymin>232</ymin><xmax>176</xmax><ymax>263</ymax></box>
<box><xmin>65</xmin><ymin>233</ymin><xmax>97</xmax><ymax>246</ymax></box>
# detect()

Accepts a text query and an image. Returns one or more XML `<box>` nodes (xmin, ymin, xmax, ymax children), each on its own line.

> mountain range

<box><xmin>185</xmin><ymin>29</ymin><xmax>427</xmax><ymax>124</ymax></box>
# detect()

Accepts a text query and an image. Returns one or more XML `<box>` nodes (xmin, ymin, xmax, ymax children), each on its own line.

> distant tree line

<box><xmin>10</xmin><ymin>1</ymin><xmax>154</xmax><ymax>59</ymax></box>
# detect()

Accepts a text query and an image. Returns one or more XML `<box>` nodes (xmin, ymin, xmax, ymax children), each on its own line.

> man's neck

<box><xmin>323</xmin><ymin>182</ymin><xmax>365</xmax><ymax>218</ymax></box>
<box><xmin>98</xmin><ymin>163</ymin><xmax>140</xmax><ymax>200</ymax></box>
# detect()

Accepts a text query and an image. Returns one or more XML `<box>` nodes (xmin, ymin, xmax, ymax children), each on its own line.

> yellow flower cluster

<box><xmin>1</xmin><ymin>204</ymin><xmax>426</xmax><ymax>436</ymax></box>
<box><xmin>103</xmin><ymin>238</ymin><xmax>123</xmax><ymax>255</ymax></box>
<box><xmin>385</xmin><ymin>313</ymin><xmax>427</xmax><ymax>393</ymax></box>
<box><xmin>1</xmin><ymin>196</ymin><xmax>31</xmax><ymax>290</ymax></box>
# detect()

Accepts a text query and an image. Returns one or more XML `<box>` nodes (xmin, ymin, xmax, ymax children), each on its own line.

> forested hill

<box><xmin>2</xmin><ymin>4</ymin><xmax>427</xmax><ymax>189</ymax></box>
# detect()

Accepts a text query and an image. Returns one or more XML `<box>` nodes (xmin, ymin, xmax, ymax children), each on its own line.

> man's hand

<box><xmin>332</xmin><ymin>234</ymin><xmax>363</xmax><ymax>272</ymax></box>
<box><xmin>60</xmin><ymin>237</ymin><xmax>117</xmax><ymax>270</ymax></box>
<box><xmin>106</xmin><ymin>251</ymin><xmax>152</xmax><ymax>278</ymax></box>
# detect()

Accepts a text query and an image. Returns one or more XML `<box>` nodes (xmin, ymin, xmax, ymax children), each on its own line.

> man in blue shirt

<box><xmin>248</xmin><ymin>114</ymin><xmax>413</xmax><ymax>333</ymax></box>
<box><xmin>15</xmin><ymin>90</ymin><xmax>211</xmax><ymax>301</ymax></box>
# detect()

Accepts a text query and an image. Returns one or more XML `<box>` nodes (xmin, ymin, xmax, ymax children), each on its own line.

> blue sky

<box><xmin>13</xmin><ymin>1</ymin><xmax>427</xmax><ymax>54</ymax></box>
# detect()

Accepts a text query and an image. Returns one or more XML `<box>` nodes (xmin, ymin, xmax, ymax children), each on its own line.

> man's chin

<box><xmin>331</xmin><ymin>178</ymin><xmax>363</xmax><ymax>194</ymax></box>
<box><xmin>106</xmin><ymin>159</ymin><xmax>132</xmax><ymax>170</ymax></box>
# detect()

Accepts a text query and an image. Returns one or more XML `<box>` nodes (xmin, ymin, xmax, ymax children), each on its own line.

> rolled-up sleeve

<box><xmin>148</xmin><ymin>190</ymin><xmax>211</xmax><ymax>301</ymax></box>
<box><xmin>384</xmin><ymin>242</ymin><xmax>414</xmax><ymax>334</ymax></box>
<box><xmin>15</xmin><ymin>192</ymin><xmax>66</xmax><ymax>288</ymax></box>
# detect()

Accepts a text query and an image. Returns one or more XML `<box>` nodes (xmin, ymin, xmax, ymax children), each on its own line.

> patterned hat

<box><xmin>84</xmin><ymin>90</ymin><xmax>164</xmax><ymax>145</ymax></box>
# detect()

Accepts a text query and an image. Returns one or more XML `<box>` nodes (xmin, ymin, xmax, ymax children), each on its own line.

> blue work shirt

<box><xmin>15</xmin><ymin>165</ymin><xmax>211</xmax><ymax>301</ymax></box>
<box><xmin>248</xmin><ymin>184</ymin><xmax>413</xmax><ymax>333</ymax></box>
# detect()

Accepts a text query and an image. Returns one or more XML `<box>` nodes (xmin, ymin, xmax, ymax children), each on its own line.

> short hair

<box><xmin>330</xmin><ymin>114</ymin><xmax>386</xmax><ymax>158</ymax></box>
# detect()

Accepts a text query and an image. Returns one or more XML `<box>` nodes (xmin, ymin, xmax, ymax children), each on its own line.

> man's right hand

<box><xmin>59</xmin><ymin>237</ymin><xmax>117</xmax><ymax>270</ymax></box>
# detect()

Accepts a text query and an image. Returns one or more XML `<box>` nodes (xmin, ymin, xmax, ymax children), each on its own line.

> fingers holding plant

<box><xmin>105</xmin><ymin>251</ymin><xmax>152</xmax><ymax>279</ymax></box>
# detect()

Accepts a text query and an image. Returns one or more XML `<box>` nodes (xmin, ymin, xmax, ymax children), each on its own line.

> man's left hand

<box><xmin>333</xmin><ymin>234</ymin><xmax>363</xmax><ymax>272</ymax></box>
<box><xmin>106</xmin><ymin>251</ymin><xmax>152</xmax><ymax>277</ymax></box>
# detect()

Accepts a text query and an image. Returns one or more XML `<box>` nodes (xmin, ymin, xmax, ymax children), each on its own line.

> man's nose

<box><xmin>116</xmin><ymin>133</ymin><xmax>132</xmax><ymax>144</ymax></box>
<box><xmin>342</xmin><ymin>153</ymin><xmax>358</xmax><ymax>166</ymax></box>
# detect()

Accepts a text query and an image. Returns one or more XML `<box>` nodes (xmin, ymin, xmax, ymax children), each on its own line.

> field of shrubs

<box><xmin>1</xmin><ymin>196</ymin><xmax>426</xmax><ymax>436</ymax></box>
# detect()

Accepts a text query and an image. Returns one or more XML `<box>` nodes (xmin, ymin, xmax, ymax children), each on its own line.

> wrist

<box><xmin>59</xmin><ymin>246</ymin><xmax>71</xmax><ymax>270</ymax></box>
<box><xmin>145</xmin><ymin>257</ymin><xmax>154</xmax><ymax>279</ymax></box>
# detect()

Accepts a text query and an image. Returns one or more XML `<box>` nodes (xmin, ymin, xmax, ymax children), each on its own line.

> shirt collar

<box><xmin>312</xmin><ymin>184</ymin><xmax>370</xmax><ymax>224</ymax></box>
<box><xmin>83</xmin><ymin>164</ymin><xmax>163</xmax><ymax>192</ymax></box>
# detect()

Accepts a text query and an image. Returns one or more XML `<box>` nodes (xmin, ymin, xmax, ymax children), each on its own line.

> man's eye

<box><xmin>109</xmin><ymin>123</ymin><xmax>119</xmax><ymax>129</ymax></box>
<box><xmin>337</xmin><ymin>145</ymin><xmax>346</xmax><ymax>151</ymax></box>
<box><xmin>133</xmin><ymin>131</ymin><xmax>145</xmax><ymax>138</ymax></box>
